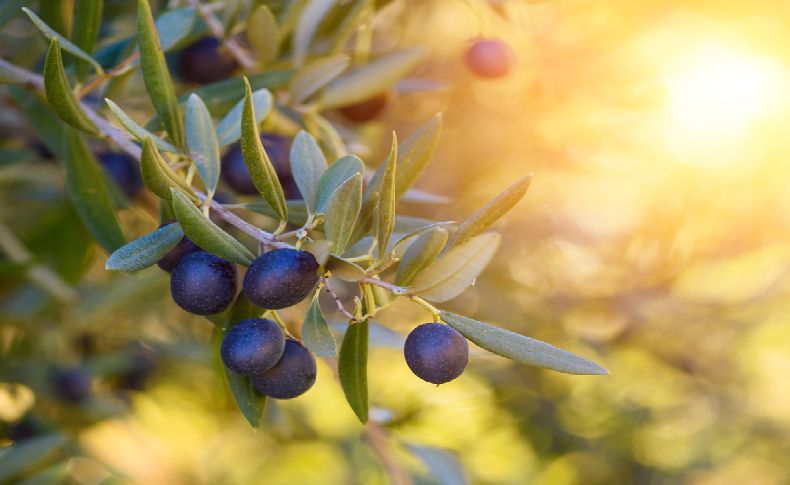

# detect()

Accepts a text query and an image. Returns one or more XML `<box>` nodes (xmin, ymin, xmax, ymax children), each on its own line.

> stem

<box><xmin>362</xmin><ymin>283</ymin><xmax>377</xmax><ymax>318</ymax></box>
<box><xmin>321</xmin><ymin>276</ymin><xmax>358</xmax><ymax>321</ymax></box>
<box><xmin>409</xmin><ymin>295</ymin><xmax>442</xmax><ymax>320</ymax></box>
<box><xmin>359</xmin><ymin>277</ymin><xmax>405</xmax><ymax>294</ymax></box>
<box><xmin>267</xmin><ymin>310</ymin><xmax>293</xmax><ymax>337</ymax></box>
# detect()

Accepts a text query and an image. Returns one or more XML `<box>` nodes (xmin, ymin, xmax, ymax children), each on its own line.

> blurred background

<box><xmin>2</xmin><ymin>0</ymin><xmax>790</xmax><ymax>483</ymax></box>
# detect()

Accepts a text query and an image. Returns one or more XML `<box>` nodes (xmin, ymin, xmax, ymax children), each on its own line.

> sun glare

<box><xmin>661</xmin><ymin>42</ymin><xmax>788</xmax><ymax>164</ymax></box>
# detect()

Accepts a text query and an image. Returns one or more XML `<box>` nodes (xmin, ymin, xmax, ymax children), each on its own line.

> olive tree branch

<box><xmin>321</xmin><ymin>276</ymin><xmax>358</xmax><ymax>321</ymax></box>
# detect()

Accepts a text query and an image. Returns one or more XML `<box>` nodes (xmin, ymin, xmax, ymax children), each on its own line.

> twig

<box><xmin>321</xmin><ymin>276</ymin><xmax>358</xmax><ymax>321</ymax></box>
<box><xmin>359</xmin><ymin>276</ymin><xmax>405</xmax><ymax>294</ymax></box>
<box><xmin>192</xmin><ymin>0</ymin><xmax>257</xmax><ymax>70</ymax></box>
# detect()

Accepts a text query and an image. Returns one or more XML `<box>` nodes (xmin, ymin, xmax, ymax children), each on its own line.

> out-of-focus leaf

<box><xmin>320</xmin><ymin>48</ymin><xmax>424</xmax><ymax>109</ymax></box>
<box><xmin>316</xmin><ymin>154</ymin><xmax>363</xmax><ymax>214</ymax></box>
<box><xmin>290</xmin><ymin>54</ymin><xmax>350</xmax><ymax>103</ymax></box>
<box><xmin>324</xmin><ymin>174</ymin><xmax>362</xmax><ymax>255</ymax></box>
<box><xmin>185</xmin><ymin>94</ymin><xmax>221</xmax><ymax>197</ymax></box>
<box><xmin>16</xmin><ymin>461</ymin><xmax>70</xmax><ymax>485</ymax></box>
<box><xmin>71</xmin><ymin>0</ymin><xmax>103</xmax><ymax>81</ymax></box>
<box><xmin>137</xmin><ymin>0</ymin><xmax>184</xmax><ymax>148</ymax></box>
<box><xmin>448</xmin><ymin>175</ymin><xmax>532</xmax><ymax>249</ymax></box>
<box><xmin>105</xmin><ymin>99</ymin><xmax>180</xmax><ymax>153</ymax></box>
<box><xmin>22</xmin><ymin>7</ymin><xmax>104</xmax><ymax>74</ymax></box>
<box><xmin>65</xmin><ymin>128</ymin><xmax>125</xmax><ymax>253</ymax></box>
<box><xmin>338</xmin><ymin>319</ymin><xmax>368</xmax><ymax>423</ymax></box>
<box><xmin>242</xmin><ymin>200</ymin><xmax>308</xmax><ymax>226</ymax></box>
<box><xmin>170</xmin><ymin>188</ymin><xmax>255</xmax><ymax>265</ymax></box>
<box><xmin>396</xmin><ymin>78</ymin><xmax>450</xmax><ymax>93</ymax></box>
<box><xmin>248</xmin><ymin>5</ymin><xmax>279</xmax><ymax>66</ymax></box>
<box><xmin>407</xmin><ymin>233</ymin><xmax>500</xmax><ymax>302</ymax></box>
<box><xmin>8</xmin><ymin>86</ymin><xmax>66</xmax><ymax>160</ymax></box>
<box><xmin>216</xmin><ymin>88</ymin><xmax>273</xmax><ymax>147</ymax></box>
<box><xmin>154</xmin><ymin>6</ymin><xmax>197</xmax><ymax>53</ymax></box>
<box><xmin>395</xmin><ymin>227</ymin><xmax>448</xmax><ymax>286</ymax></box>
<box><xmin>327</xmin><ymin>256</ymin><xmax>366</xmax><ymax>282</ymax></box>
<box><xmin>290</xmin><ymin>130</ymin><xmax>328</xmax><ymax>215</ymax></box>
<box><xmin>400</xmin><ymin>187</ymin><xmax>450</xmax><ymax>204</ymax></box>
<box><xmin>293</xmin><ymin>0</ymin><xmax>336</xmax><ymax>66</ymax></box>
<box><xmin>0</xmin><ymin>0</ymin><xmax>26</xmax><ymax>28</ymax></box>
<box><xmin>240</xmin><ymin>79</ymin><xmax>287</xmax><ymax>220</ymax></box>
<box><xmin>177</xmin><ymin>71</ymin><xmax>292</xmax><ymax>114</ymax></box>
<box><xmin>305</xmin><ymin>111</ymin><xmax>346</xmax><ymax>161</ymax></box>
<box><xmin>43</xmin><ymin>39</ymin><xmax>98</xmax><ymax>135</ymax></box>
<box><xmin>329</xmin><ymin>0</ymin><xmax>368</xmax><ymax>54</ymax></box>
<box><xmin>0</xmin><ymin>434</ymin><xmax>66</xmax><ymax>483</ymax></box>
<box><xmin>407</xmin><ymin>443</ymin><xmax>468</xmax><ymax>485</ymax></box>
<box><xmin>140</xmin><ymin>137</ymin><xmax>195</xmax><ymax>201</ymax></box>
<box><xmin>374</xmin><ymin>134</ymin><xmax>397</xmax><ymax>261</ymax></box>
<box><xmin>105</xmin><ymin>223</ymin><xmax>184</xmax><ymax>272</ymax></box>
<box><xmin>441</xmin><ymin>312</ymin><xmax>609</xmax><ymax>375</ymax></box>
<box><xmin>302</xmin><ymin>295</ymin><xmax>337</xmax><ymax>358</ymax></box>
<box><xmin>0</xmin><ymin>62</ymin><xmax>27</xmax><ymax>84</ymax></box>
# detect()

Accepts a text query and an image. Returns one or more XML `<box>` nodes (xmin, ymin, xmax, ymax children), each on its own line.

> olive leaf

<box><xmin>176</xmin><ymin>71</ymin><xmax>292</xmax><ymax>115</ymax></box>
<box><xmin>302</xmin><ymin>295</ymin><xmax>337</xmax><ymax>358</ymax></box>
<box><xmin>406</xmin><ymin>443</ymin><xmax>468</xmax><ymax>485</ymax></box>
<box><xmin>0</xmin><ymin>0</ymin><xmax>26</xmax><ymax>29</ymax></box>
<box><xmin>395</xmin><ymin>227</ymin><xmax>448</xmax><ymax>286</ymax></box>
<box><xmin>407</xmin><ymin>232</ymin><xmax>500</xmax><ymax>302</ymax></box>
<box><xmin>152</xmin><ymin>6</ymin><xmax>197</xmax><ymax>53</ymax></box>
<box><xmin>440</xmin><ymin>312</ymin><xmax>609</xmax><ymax>375</ymax></box>
<box><xmin>140</xmin><ymin>137</ymin><xmax>195</xmax><ymax>201</ymax></box>
<box><xmin>293</xmin><ymin>0</ymin><xmax>336</xmax><ymax>66</ymax></box>
<box><xmin>216</xmin><ymin>87</ymin><xmax>273</xmax><ymax>147</ymax></box>
<box><xmin>290</xmin><ymin>54</ymin><xmax>350</xmax><ymax>104</ymax></box>
<box><xmin>338</xmin><ymin>320</ymin><xmax>369</xmax><ymax>423</ymax></box>
<box><xmin>217</xmin><ymin>296</ymin><xmax>267</xmax><ymax>427</ymax></box>
<box><xmin>8</xmin><ymin>86</ymin><xmax>66</xmax><ymax>160</ymax></box>
<box><xmin>374</xmin><ymin>134</ymin><xmax>397</xmax><ymax>261</ymax></box>
<box><xmin>64</xmin><ymin>128</ymin><xmax>126</xmax><ymax>253</ymax></box>
<box><xmin>328</xmin><ymin>0</ymin><xmax>368</xmax><ymax>54</ymax></box>
<box><xmin>137</xmin><ymin>0</ymin><xmax>184</xmax><ymax>149</ymax></box>
<box><xmin>324</xmin><ymin>173</ymin><xmax>363</xmax><ymax>255</ymax></box>
<box><xmin>290</xmin><ymin>130</ymin><xmax>328</xmax><ymax>215</ymax></box>
<box><xmin>248</xmin><ymin>4</ymin><xmax>279</xmax><ymax>66</ymax></box>
<box><xmin>240</xmin><ymin>78</ymin><xmax>287</xmax><ymax>221</ymax></box>
<box><xmin>243</xmin><ymin>200</ymin><xmax>309</xmax><ymax>226</ymax></box>
<box><xmin>71</xmin><ymin>0</ymin><xmax>103</xmax><ymax>81</ymax></box>
<box><xmin>170</xmin><ymin>188</ymin><xmax>255</xmax><ymax>265</ymax></box>
<box><xmin>447</xmin><ymin>175</ymin><xmax>533</xmax><ymax>250</ymax></box>
<box><xmin>400</xmin><ymin>187</ymin><xmax>450</xmax><ymax>204</ymax></box>
<box><xmin>316</xmin><ymin>154</ymin><xmax>364</xmax><ymax>214</ymax></box>
<box><xmin>105</xmin><ymin>99</ymin><xmax>180</xmax><ymax>153</ymax></box>
<box><xmin>185</xmin><ymin>94</ymin><xmax>221</xmax><ymax>197</ymax></box>
<box><xmin>105</xmin><ymin>223</ymin><xmax>184</xmax><ymax>272</ymax></box>
<box><xmin>304</xmin><ymin>111</ymin><xmax>347</xmax><ymax>161</ymax></box>
<box><xmin>43</xmin><ymin>39</ymin><xmax>98</xmax><ymax>135</ymax></box>
<box><xmin>22</xmin><ymin>7</ymin><xmax>104</xmax><ymax>75</ymax></box>
<box><xmin>320</xmin><ymin>48</ymin><xmax>425</xmax><ymax>109</ymax></box>
<box><xmin>326</xmin><ymin>255</ymin><xmax>366</xmax><ymax>282</ymax></box>
<box><xmin>0</xmin><ymin>434</ymin><xmax>66</xmax><ymax>484</ymax></box>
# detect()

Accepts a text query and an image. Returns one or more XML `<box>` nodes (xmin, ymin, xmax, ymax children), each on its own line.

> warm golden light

<box><xmin>661</xmin><ymin>42</ymin><xmax>787</xmax><ymax>164</ymax></box>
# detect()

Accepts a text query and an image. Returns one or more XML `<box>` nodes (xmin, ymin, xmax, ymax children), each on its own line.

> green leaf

<box><xmin>374</xmin><ymin>134</ymin><xmax>397</xmax><ymax>261</ymax></box>
<box><xmin>407</xmin><ymin>232</ymin><xmax>500</xmax><ymax>302</ymax></box>
<box><xmin>71</xmin><ymin>0</ymin><xmax>103</xmax><ymax>81</ymax></box>
<box><xmin>243</xmin><ymin>200</ymin><xmax>309</xmax><ymax>226</ymax></box>
<box><xmin>290</xmin><ymin>54</ymin><xmax>350</xmax><ymax>104</ymax></box>
<box><xmin>105</xmin><ymin>99</ymin><xmax>180</xmax><ymax>153</ymax></box>
<box><xmin>440</xmin><ymin>312</ymin><xmax>609</xmax><ymax>375</ymax></box>
<box><xmin>324</xmin><ymin>173</ymin><xmax>362</xmax><ymax>255</ymax></box>
<box><xmin>320</xmin><ymin>48</ymin><xmax>424</xmax><ymax>109</ymax></box>
<box><xmin>8</xmin><ymin>86</ymin><xmax>66</xmax><ymax>160</ymax></box>
<box><xmin>316</xmin><ymin>154</ymin><xmax>364</xmax><ymax>214</ymax></box>
<box><xmin>305</xmin><ymin>111</ymin><xmax>347</xmax><ymax>161</ymax></box>
<box><xmin>105</xmin><ymin>223</ymin><xmax>184</xmax><ymax>272</ymax></box>
<box><xmin>43</xmin><ymin>39</ymin><xmax>98</xmax><ymax>135</ymax></box>
<box><xmin>154</xmin><ymin>6</ymin><xmax>197</xmax><ymax>53</ymax></box>
<box><xmin>338</xmin><ymin>320</ymin><xmax>368</xmax><ymax>423</ymax></box>
<box><xmin>140</xmin><ymin>137</ymin><xmax>195</xmax><ymax>201</ymax></box>
<box><xmin>137</xmin><ymin>0</ymin><xmax>184</xmax><ymax>149</ymax></box>
<box><xmin>293</xmin><ymin>0</ymin><xmax>336</xmax><ymax>66</ymax></box>
<box><xmin>328</xmin><ymin>0</ymin><xmax>368</xmax><ymax>54</ymax></box>
<box><xmin>16</xmin><ymin>461</ymin><xmax>71</xmax><ymax>485</ymax></box>
<box><xmin>22</xmin><ymin>7</ymin><xmax>104</xmax><ymax>75</ymax></box>
<box><xmin>326</xmin><ymin>256</ymin><xmax>366</xmax><ymax>282</ymax></box>
<box><xmin>240</xmin><ymin>78</ymin><xmax>287</xmax><ymax>221</ymax></box>
<box><xmin>395</xmin><ymin>227</ymin><xmax>448</xmax><ymax>286</ymax></box>
<box><xmin>185</xmin><ymin>94</ymin><xmax>221</xmax><ymax>197</ymax></box>
<box><xmin>0</xmin><ymin>434</ymin><xmax>66</xmax><ymax>483</ymax></box>
<box><xmin>170</xmin><ymin>188</ymin><xmax>255</xmax><ymax>265</ymax></box>
<box><xmin>64</xmin><ymin>128</ymin><xmax>126</xmax><ymax>253</ymax></box>
<box><xmin>302</xmin><ymin>295</ymin><xmax>337</xmax><ymax>358</ymax></box>
<box><xmin>448</xmin><ymin>175</ymin><xmax>532</xmax><ymax>250</ymax></box>
<box><xmin>248</xmin><ymin>5</ymin><xmax>279</xmax><ymax>66</ymax></box>
<box><xmin>177</xmin><ymin>71</ymin><xmax>293</xmax><ymax>115</ymax></box>
<box><xmin>216</xmin><ymin>87</ymin><xmax>273</xmax><ymax>147</ymax></box>
<box><xmin>290</xmin><ymin>130</ymin><xmax>328</xmax><ymax>215</ymax></box>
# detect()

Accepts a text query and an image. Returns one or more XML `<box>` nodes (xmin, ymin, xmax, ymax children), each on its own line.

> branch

<box><xmin>321</xmin><ymin>276</ymin><xmax>358</xmax><ymax>321</ymax></box>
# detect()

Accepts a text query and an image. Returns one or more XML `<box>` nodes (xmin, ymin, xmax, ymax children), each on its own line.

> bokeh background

<box><xmin>2</xmin><ymin>0</ymin><xmax>790</xmax><ymax>483</ymax></box>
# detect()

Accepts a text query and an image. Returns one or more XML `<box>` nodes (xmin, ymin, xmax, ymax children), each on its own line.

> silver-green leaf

<box><xmin>441</xmin><ymin>312</ymin><xmax>609</xmax><ymax>375</ymax></box>
<box><xmin>324</xmin><ymin>173</ymin><xmax>362</xmax><ymax>255</ymax></box>
<box><xmin>185</xmin><ymin>94</ymin><xmax>221</xmax><ymax>197</ymax></box>
<box><xmin>105</xmin><ymin>223</ymin><xmax>184</xmax><ymax>272</ymax></box>
<box><xmin>374</xmin><ymin>134</ymin><xmax>397</xmax><ymax>261</ymax></box>
<box><xmin>247</xmin><ymin>5</ymin><xmax>278</xmax><ymax>66</ymax></box>
<box><xmin>290</xmin><ymin>130</ymin><xmax>328</xmax><ymax>214</ymax></box>
<box><xmin>302</xmin><ymin>295</ymin><xmax>337</xmax><ymax>358</ymax></box>
<box><xmin>43</xmin><ymin>39</ymin><xmax>98</xmax><ymax>135</ymax></box>
<box><xmin>105</xmin><ymin>99</ymin><xmax>180</xmax><ymax>153</ymax></box>
<box><xmin>407</xmin><ymin>232</ymin><xmax>500</xmax><ymax>302</ymax></box>
<box><xmin>170</xmin><ymin>188</ymin><xmax>255</xmax><ymax>265</ymax></box>
<box><xmin>290</xmin><ymin>54</ymin><xmax>350</xmax><ymax>104</ymax></box>
<box><xmin>395</xmin><ymin>227</ymin><xmax>448</xmax><ymax>286</ymax></box>
<box><xmin>293</xmin><ymin>0</ymin><xmax>336</xmax><ymax>66</ymax></box>
<box><xmin>316</xmin><ymin>154</ymin><xmax>364</xmax><ymax>214</ymax></box>
<box><xmin>22</xmin><ymin>7</ymin><xmax>104</xmax><ymax>75</ymax></box>
<box><xmin>216</xmin><ymin>88</ymin><xmax>273</xmax><ymax>147</ymax></box>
